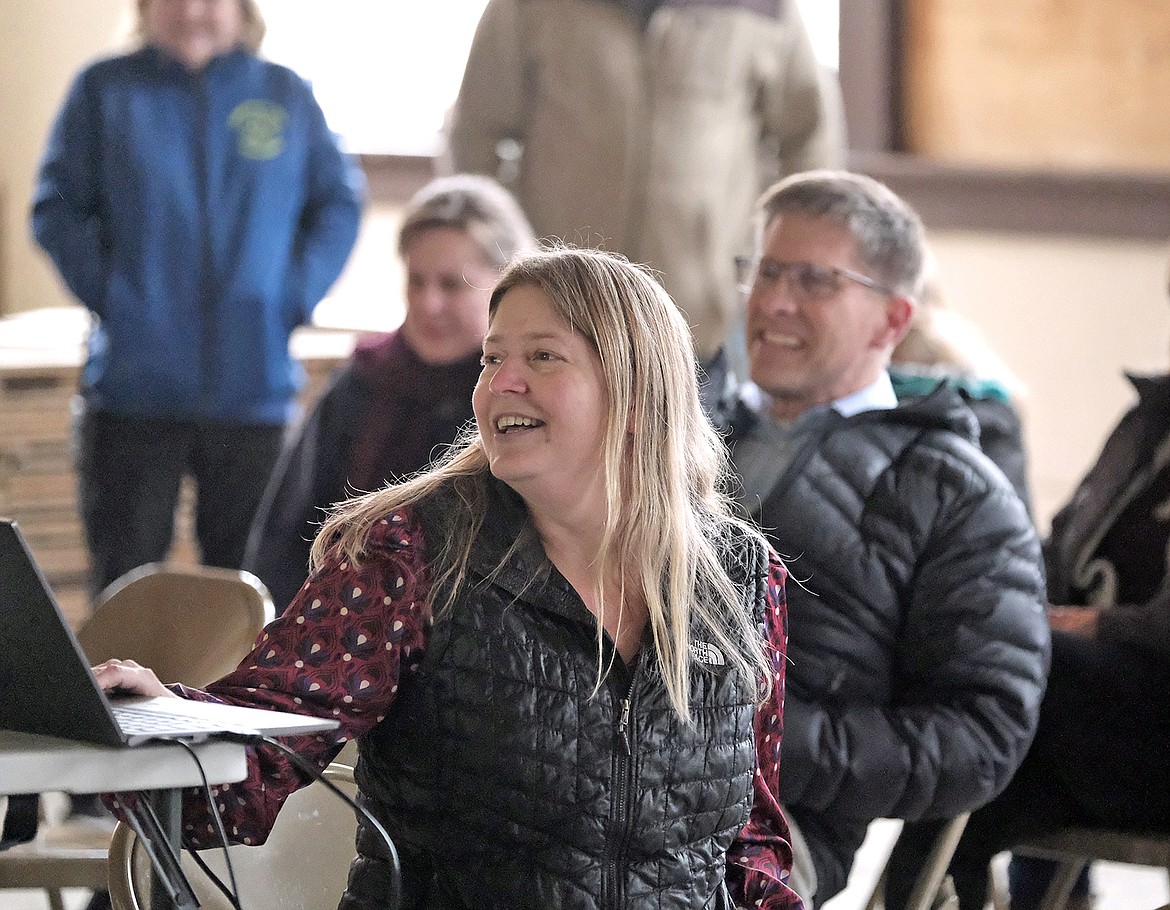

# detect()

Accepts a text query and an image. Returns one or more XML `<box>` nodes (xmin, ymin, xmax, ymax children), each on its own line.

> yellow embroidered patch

<box><xmin>228</xmin><ymin>100</ymin><xmax>289</xmax><ymax>160</ymax></box>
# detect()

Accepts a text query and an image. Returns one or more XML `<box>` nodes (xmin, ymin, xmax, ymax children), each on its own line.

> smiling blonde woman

<box><xmin>95</xmin><ymin>248</ymin><xmax>805</xmax><ymax>910</ymax></box>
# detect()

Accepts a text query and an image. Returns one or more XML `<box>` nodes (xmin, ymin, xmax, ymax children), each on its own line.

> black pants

<box><xmin>75</xmin><ymin>406</ymin><xmax>284</xmax><ymax>597</ymax></box>
<box><xmin>937</xmin><ymin>631</ymin><xmax>1170</xmax><ymax>910</ymax></box>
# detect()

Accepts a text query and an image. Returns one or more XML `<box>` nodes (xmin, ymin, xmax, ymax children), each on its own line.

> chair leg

<box><xmin>904</xmin><ymin>815</ymin><xmax>970</xmax><ymax>910</ymax></box>
<box><xmin>865</xmin><ymin>868</ymin><xmax>888</xmax><ymax>909</ymax></box>
<box><xmin>47</xmin><ymin>887</ymin><xmax>67</xmax><ymax>910</ymax></box>
<box><xmin>1036</xmin><ymin>858</ymin><xmax>1086</xmax><ymax>910</ymax></box>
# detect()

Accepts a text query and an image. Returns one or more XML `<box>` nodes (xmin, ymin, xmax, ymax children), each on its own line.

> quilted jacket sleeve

<box><xmin>778</xmin><ymin>434</ymin><xmax>1051</xmax><ymax>823</ymax></box>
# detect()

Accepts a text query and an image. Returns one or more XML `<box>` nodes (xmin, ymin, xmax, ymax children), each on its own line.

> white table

<box><xmin>0</xmin><ymin>729</ymin><xmax>248</xmax><ymax>909</ymax></box>
<box><xmin>0</xmin><ymin>730</ymin><xmax>247</xmax><ymax>795</ymax></box>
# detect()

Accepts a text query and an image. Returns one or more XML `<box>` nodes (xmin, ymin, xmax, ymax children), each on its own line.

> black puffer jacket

<box><xmin>888</xmin><ymin>368</ymin><xmax>1032</xmax><ymax>513</ymax></box>
<box><xmin>724</xmin><ymin>385</ymin><xmax>1049</xmax><ymax>901</ymax></box>
<box><xmin>343</xmin><ymin>481</ymin><xmax>770</xmax><ymax>910</ymax></box>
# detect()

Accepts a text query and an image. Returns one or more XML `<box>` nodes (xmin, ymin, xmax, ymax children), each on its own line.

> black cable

<box><xmin>186</xmin><ymin>844</ymin><xmax>243</xmax><ymax>909</ymax></box>
<box><xmin>175</xmin><ymin>738</ymin><xmax>246</xmax><ymax>910</ymax></box>
<box><xmin>111</xmin><ymin>792</ymin><xmax>200</xmax><ymax>910</ymax></box>
<box><xmin>120</xmin><ymin>731</ymin><xmax>403</xmax><ymax>909</ymax></box>
<box><xmin>113</xmin><ymin>742</ymin><xmax>246</xmax><ymax>909</ymax></box>
<box><xmin>222</xmin><ymin>732</ymin><xmax>403</xmax><ymax>910</ymax></box>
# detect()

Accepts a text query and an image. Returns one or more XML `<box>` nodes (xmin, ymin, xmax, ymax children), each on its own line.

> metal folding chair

<box><xmin>107</xmin><ymin>763</ymin><xmax>359</xmax><ymax>910</ymax></box>
<box><xmin>1011</xmin><ymin>828</ymin><xmax>1170</xmax><ymax>910</ymax></box>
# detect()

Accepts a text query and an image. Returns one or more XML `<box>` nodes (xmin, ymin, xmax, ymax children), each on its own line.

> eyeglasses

<box><xmin>734</xmin><ymin>256</ymin><xmax>894</xmax><ymax>302</ymax></box>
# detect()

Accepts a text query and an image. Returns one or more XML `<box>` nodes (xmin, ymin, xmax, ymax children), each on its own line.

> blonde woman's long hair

<box><xmin>312</xmin><ymin>247</ymin><xmax>772</xmax><ymax>720</ymax></box>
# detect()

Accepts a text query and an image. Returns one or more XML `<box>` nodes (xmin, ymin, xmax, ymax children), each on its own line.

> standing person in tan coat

<box><xmin>445</xmin><ymin>0</ymin><xmax>844</xmax><ymax>372</ymax></box>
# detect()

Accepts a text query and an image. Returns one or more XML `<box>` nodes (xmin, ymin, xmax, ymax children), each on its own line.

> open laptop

<box><xmin>0</xmin><ymin>518</ymin><xmax>338</xmax><ymax>747</ymax></box>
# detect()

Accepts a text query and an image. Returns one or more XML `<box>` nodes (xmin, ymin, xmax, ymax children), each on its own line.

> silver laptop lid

<box><xmin>0</xmin><ymin>519</ymin><xmax>337</xmax><ymax>747</ymax></box>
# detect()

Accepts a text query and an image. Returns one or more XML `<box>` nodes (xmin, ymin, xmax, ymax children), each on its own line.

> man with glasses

<box><xmin>721</xmin><ymin>170</ymin><xmax>1050</xmax><ymax>908</ymax></box>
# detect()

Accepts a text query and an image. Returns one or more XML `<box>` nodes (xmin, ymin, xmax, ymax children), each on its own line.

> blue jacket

<box><xmin>31</xmin><ymin>46</ymin><xmax>365</xmax><ymax>424</ymax></box>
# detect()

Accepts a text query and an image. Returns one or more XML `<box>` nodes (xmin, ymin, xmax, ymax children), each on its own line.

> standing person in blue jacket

<box><xmin>31</xmin><ymin>0</ymin><xmax>365</xmax><ymax>598</ymax></box>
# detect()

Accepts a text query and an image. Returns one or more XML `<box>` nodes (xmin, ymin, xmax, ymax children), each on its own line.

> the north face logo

<box><xmin>689</xmin><ymin>640</ymin><xmax>725</xmax><ymax>666</ymax></box>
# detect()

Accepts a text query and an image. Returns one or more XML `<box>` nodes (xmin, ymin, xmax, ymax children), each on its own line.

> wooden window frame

<box><xmin>839</xmin><ymin>0</ymin><xmax>1170</xmax><ymax>240</ymax></box>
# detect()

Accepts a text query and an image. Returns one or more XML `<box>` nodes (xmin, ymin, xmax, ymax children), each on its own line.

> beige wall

<box><xmin>3</xmin><ymin>2</ymin><xmax>1168</xmax><ymax>536</ymax></box>
<box><xmin>0</xmin><ymin>2</ymin><xmax>127</xmax><ymax>316</ymax></box>
<box><xmin>930</xmin><ymin>232</ymin><xmax>1169</xmax><ymax>530</ymax></box>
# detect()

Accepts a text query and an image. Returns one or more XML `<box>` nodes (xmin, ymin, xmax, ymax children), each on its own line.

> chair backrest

<box><xmin>1013</xmin><ymin>828</ymin><xmax>1170</xmax><ymax>910</ymax></box>
<box><xmin>79</xmin><ymin>562</ymin><xmax>275</xmax><ymax>687</ymax></box>
<box><xmin>107</xmin><ymin>763</ymin><xmax>359</xmax><ymax>910</ymax></box>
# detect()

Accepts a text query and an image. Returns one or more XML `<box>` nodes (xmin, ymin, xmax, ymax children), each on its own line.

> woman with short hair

<box><xmin>243</xmin><ymin>174</ymin><xmax>536</xmax><ymax>611</ymax></box>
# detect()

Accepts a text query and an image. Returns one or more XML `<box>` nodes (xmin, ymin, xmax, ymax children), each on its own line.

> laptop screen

<box><xmin>0</xmin><ymin>519</ymin><xmax>126</xmax><ymax>746</ymax></box>
<box><xmin>0</xmin><ymin>519</ymin><xmax>340</xmax><ymax>748</ymax></box>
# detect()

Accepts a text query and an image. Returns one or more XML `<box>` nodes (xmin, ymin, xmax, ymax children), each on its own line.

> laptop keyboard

<box><xmin>112</xmin><ymin>704</ymin><xmax>230</xmax><ymax>736</ymax></box>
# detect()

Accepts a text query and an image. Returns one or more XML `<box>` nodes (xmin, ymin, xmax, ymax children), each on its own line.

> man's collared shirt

<box><xmin>733</xmin><ymin>373</ymin><xmax>898</xmax><ymax>515</ymax></box>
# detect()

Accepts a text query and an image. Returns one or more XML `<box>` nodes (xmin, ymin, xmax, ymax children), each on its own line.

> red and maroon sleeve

<box><xmin>175</xmin><ymin>508</ymin><xmax>433</xmax><ymax>847</ymax></box>
<box><xmin>726</xmin><ymin>551</ymin><xmax>804</xmax><ymax>910</ymax></box>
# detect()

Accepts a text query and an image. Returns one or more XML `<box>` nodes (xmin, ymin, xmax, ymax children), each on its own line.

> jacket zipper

<box><xmin>616</xmin><ymin>697</ymin><xmax>632</xmax><ymax>754</ymax></box>
<box><xmin>604</xmin><ymin>666</ymin><xmax>640</xmax><ymax>909</ymax></box>
<box><xmin>195</xmin><ymin>67</ymin><xmax>215</xmax><ymax>411</ymax></box>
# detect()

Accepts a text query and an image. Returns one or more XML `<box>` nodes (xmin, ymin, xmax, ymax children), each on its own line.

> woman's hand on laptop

<box><xmin>92</xmin><ymin>658</ymin><xmax>176</xmax><ymax>698</ymax></box>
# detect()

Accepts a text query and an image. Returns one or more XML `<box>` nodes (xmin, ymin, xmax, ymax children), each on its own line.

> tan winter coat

<box><xmin>446</xmin><ymin>0</ymin><xmax>845</xmax><ymax>358</ymax></box>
